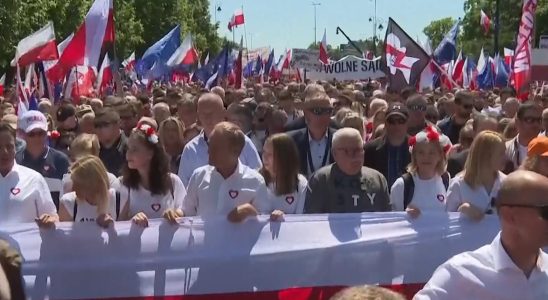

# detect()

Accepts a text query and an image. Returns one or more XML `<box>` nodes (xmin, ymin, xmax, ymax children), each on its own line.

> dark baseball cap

<box><xmin>386</xmin><ymin>102</ymin><xmax>409</xmax><ymax>119</ymax></box>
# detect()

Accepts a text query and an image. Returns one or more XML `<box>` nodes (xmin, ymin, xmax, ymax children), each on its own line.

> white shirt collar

<box><xmin>491</xmin><ymin>232</ymin><xmax>547</xmax><ymax>273</ymax></box>
<box><xmin>213</xmin><ymin>160</ymin><xmax>244</xmax><ymax>180</ymax></box>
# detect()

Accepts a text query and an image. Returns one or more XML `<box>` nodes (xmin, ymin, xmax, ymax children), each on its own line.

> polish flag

<box><xmin>504</xmin><ymin>48</ymin><xmax>514</xmax><ymax>67</ymax></box>
<box><xmin>65</xmin><ymin>66</ymin><xmax>96</xmax><ymax>103</ymax></box>
<box><xmin>319</xmin><ymin>29</ymin><xmax>329</xmax><ymax>64</ymax></box>
<box><xmin>452</xmin><ymin>51</ymin><xmax>465</xmax><ymax>85</ymax></box>
<box><xmin>167</xmin><ymin>34</ymin><xmax>199</xmax><ymax>67</ymax></box>
<box><xmin>122</xmin><ymin>52</ymin><xmax>136</xmax><ymax>71</ymax></box>
<box><xmin>11</xmin><ymin>22</ymin><xmax>58</xmax><ymax>67</ymax></box>
<box><xmin>58</xmin><ymin>0</ymin><xmax>115</xmax><ymax>69</ymax></box>
<box><xmin>480</xmin><ymin>10</ymin><xmax>491</xmax><ymax>34</ymax></box>
<box><xmin>96</xmin><ymin>54</ymin><xmax>113</xmax><ymax>94</ymax></box>
<box><xmin>228</xmin><ymin>9</ymin><xmax>245</xmax><ymax>31</ymax></box>
<box><xmin>44</xmin><ymin>33</ymin><xmax>75</xmax><ymax>82</ymax></box>
<box><xmin>277</xmin><ymin>49</ymin><xmax>293</xmax><ymax>71</ymax></box>
<box><xmin>0</xmin><ymin>74</ymin><xmax>5</xmax><ymax>96</ymax></box>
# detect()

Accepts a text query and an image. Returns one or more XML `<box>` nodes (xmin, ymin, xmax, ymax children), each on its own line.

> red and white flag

<box><xmin>319</xmin><ymin>29</ymin><xmax>329</xmax><ymax>64</ymax></box>
<box><xmin>65</xmin><ymin>66</ymin><xmax>96</xmax><ymax>103</ymax></box>
<box><xmin>58</xmin><ymin>0</ymin><xmax>114</xmax><ymax>69</ymax></box>
<box><xmin>167</xmin><ymin>33</ymin><xmax>199</xmax><ymax>67</ymax></box>
<box><xmin>513</xmin><ymin>0</ymin><xmax>538</xmax><ymax>101</ymax></box>
<box><xmin>452</xmin><ymin>50</ymin><xmax>465</xmax><ymax>85</ymax></box>
<box><xmin>96</xmin><ymin>54</ymin><xmax>113</xmax><ymax>94</ymax></box>
<box><xmin>11</xmin><ymin>22</ymin><xmax>58</xmax><ymax>68</ymax></box>
<box><xmin>44</xmin><ymin>33</ymin><xmax>75</xmax><ymax>82</ymax></box>
<box><xmin>504</xmin><ymin>48</ymin><xmax>514</xmax><ymax>67</ymax></box>
<box><xmin>277</xmin><ymin>49</ymin><xmax>293</xmax><ymax>71</ymax></box>
<box><xmin>228</xmin><ymin>9</ymin><xmax>245</xmax><ymax>31</ymax></box>
<box><xmin>480</xmin><ymin>10</ymin><xmax>491</xmax><ymax>34</ymax></box>
<box><xmin>122</xmin><ymin>52</ymin><xmax>136</xmax><ymax>71</ymax></box>
<box><xmin>0</xmin><ymin>74</ymin><xmax>4</xmax><ymax>96</ymax></box>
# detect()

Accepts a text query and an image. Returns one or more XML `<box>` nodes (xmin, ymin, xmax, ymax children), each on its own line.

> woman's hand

<box><xmin>270</xmin><ymin>210</ymin><xmax>285</xmax><ymax>221</ymax></box>
<box><xmin>96</xmin><ymin>214</ymin><xmax>114</xmax><ymax>228</ymax></box>
<box><xmin>228</xmin><ymin>203</ymin><xmax>258</xmax><ymax>223</ymax></box>
<box><xmin>458</xmin><ymin>203</ymin><xmax>484</xmax><ymax>221</ymax></box>
<box><xmin>405</xmin><ymin>205</ymin><xmax>421</xmax><ymax>219</ymax></box>
<box><xmin>163</xmin><ymin>209</ymin><xmax>184</xmax><ymax>224</ymax></box>
<box><xmin>35</xmin><ymin>214</ymin><xmax>58</xmax><ymax>228</ymax></box>
<box><xmin>132</xmin><ymin>212</ymin><xmax>149</xmax><ymax>227</ymax></box>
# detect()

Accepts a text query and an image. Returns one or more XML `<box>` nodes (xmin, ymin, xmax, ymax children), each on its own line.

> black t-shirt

<box><xmin>99</xmin><ymin>134</ymin><xmax>128</xmax><ymax>176</ymax></box>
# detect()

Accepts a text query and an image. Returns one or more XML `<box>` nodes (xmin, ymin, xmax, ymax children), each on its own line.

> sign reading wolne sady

<box><xmin>292</xmin><ymin>48</ymin><xmax>385</xmax><ymax>81</ymax></box>
<box><xmin>4</xmin><ymin>213</ymin><xmax>500</xmax><ymax>300</ymax></box>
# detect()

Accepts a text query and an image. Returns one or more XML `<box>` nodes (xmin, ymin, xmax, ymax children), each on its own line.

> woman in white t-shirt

<box><xmin>118</xmin><ymin>123</ymin><xmax>186</xmax><ymax>227</ymax></box>
<box><xmin>257</xmin><ymin>133</ymin><xmax>308</xmax><ymax>220</ymax></box>
<box><xmin>446</xmin><ymin>130</ymin><xmax>508</xmax><ymax>221</ymax></box>
<box><xmin>58</xmin><ymin>155</ymin><xmax>116</xmax><ymax>227</ymax></box>
<box><xmin>391</xmin><ymin>126</ymin><xmax>452</xmax><ymax>218</ymax></box>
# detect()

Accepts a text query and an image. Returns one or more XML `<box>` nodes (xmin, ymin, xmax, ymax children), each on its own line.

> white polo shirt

<box><xmin>183</xmin><ymin>162</ymin><xmax>266</xmax><ymax>217</ymax></box>
<box><xmin>0</xmin><ymin>163</ymin><xmax>57</xmax><ymax>224</ymax></box>
<box><xmin>414</xmin><ymin>232</ymin><xmax>548</xmax><ymax>300</ymax></box>
<box><xmin>255</xmin><ymin>174</ymin><xmax>308</xmax><ymax>214</ymax></box>
<box><xmin>120</xmin><ymin>173</ymin><xmax>186</xmax><ymax>219</ymax></box>
<box><xmin>445</xmin><ymin>172</ymin><xmax>506</xmax><ymax>213</ymax></box>
<box><xmin>178</xmin><ymin>131</ymin><xmax>262</xmax><ymax>187</ymax></box>
<box><xmin>60</xmin><ymin>189</ymin><xmax>119</xmax><ymax>222</ymax></box>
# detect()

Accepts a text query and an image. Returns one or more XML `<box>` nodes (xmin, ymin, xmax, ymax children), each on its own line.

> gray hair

<box><xmin>332</xmin><ymin>128</ymin><xmax>363</xmax><ymax>149</ymax></box>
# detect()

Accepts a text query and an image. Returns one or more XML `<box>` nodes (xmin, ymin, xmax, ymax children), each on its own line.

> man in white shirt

<box><xmin>415</xmin><ymin>170</ymin><xmax>548</xmax><ymax>300</ymax></box>
<box><xmin>178</xmin><ymin>93</ymin><xmax>262</xmax><ymax>186</ymax></box>
<box><xmin>182</xmin><ymin>122</ymin><xmax>265</xmax><ymax>222</ymax></box>
<box><xmin>0</xmin><ymin>122</ymin><xmax>57</xmax><ymax>226</ymax></box>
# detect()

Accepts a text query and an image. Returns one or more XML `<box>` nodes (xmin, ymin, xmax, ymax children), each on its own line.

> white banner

<box><xmin>1</xmin><ymin>213</ymin><xmax>500</xmax><ymax>299</ymax></box>
<box><xmin>292</xmin><ymin>48</ymin><xmax>385</xmax><ymax>81</ymax></box>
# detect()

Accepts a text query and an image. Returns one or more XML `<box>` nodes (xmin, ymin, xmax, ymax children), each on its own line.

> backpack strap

<box><xmin>441</xmin><ymin>172</ymin><xmax>450</xmax><ymax>191</ymax></box>
<box><xmin>73</xmin><ymin>201</ymin><xmax>78</xmax><ymax>222</ymax></box>
<box><xmin>115</xmin><ymin>191</ymin><xmax>121</xmax><ymax>221</ymax></box>
<box><xmin>402</xmin><ymin>173</ymin><xmax>415</xmax><ymax>210</ymax></box>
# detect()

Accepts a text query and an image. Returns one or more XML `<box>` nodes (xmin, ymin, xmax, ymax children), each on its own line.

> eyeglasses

<box><xmin>408</xmin><ymin>105</ymin><xmax>426</xmax><ymax>112</ymax></box>
<box><xmin>499</xmin><ymin>204</ymin><xmax>548</xmax><ymax>220</ymax></box>
<box><xmin>309</xmin><ymin>107</ymin><xmax>334</xmax><ymax>116</ymax></box>
<box><xmin>521</xmin><ymin>116</ymin><xmax>542</xmax><ymax>124</ymax></box>
<box><xmin>387</xmin><ymin>117</ymin><xmax>406</xmax><ymax>125</ymax></box>
<box><xmin>27</xmin><ymin>130</ymin><xmax>46</xmax><ymax>138</ymax></box>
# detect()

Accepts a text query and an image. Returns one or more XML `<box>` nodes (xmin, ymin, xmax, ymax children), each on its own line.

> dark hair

<box><xmin>94</xmin><ymin>107</ymin><xmax>120</xmax><ymax>124</ymax></box>
<box><xmin>259</xmin><ymin>133</ymin><xmax>300</xmax><ymax>195</ymax></box>
<box><xmin>137</xmin><ymin>94</ymin><xmax>151</xmax><ymax>106</ymax></box>
<box><xmin>0</xmin><ymin>122</ymin><xmax>15</xmax><ymax>139</ymax></box>
<box><xmin>472</xmin><ymin>114</ymin><xmax>498</xmax><ymax>132</ymax></box>
<box><xmin>516</xmin><ymin>101</ymin><xmax>542</xmax><ymax>120</ymax></box>
<box><xmin>500</xmin><ymin>87</ymin><xmax>516</xmax><ymax>97</ymax></box>
<box><xmin>121</xmin><ymin>128</ymin><xmax>172</xmax><ymax>195</ymax></box>
<box><xmin>454</xmin><ymin>90</ymin><xmax>473</xmax><ymax>105</ymax></box>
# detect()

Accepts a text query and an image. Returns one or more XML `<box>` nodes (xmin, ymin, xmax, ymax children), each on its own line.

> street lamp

<box><xmin>312</xmin><ymin>2</ymin><xmax>321</xmax><ymax>46</ymax></box>
<box><xmin>214</xmin><ymin>2</ymin><xmax>221</xmax><ymax>24</ymax></box>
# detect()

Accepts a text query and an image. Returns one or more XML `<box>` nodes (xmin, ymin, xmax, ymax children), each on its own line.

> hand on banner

<box><xmin>405</xmin><ymin>205</ymin><xmax>421</xmax><ymax>219</ymax></box>
<box><xmin>270</xmin><ymin>210</ymin><xmax>285</xmax><ymax>222</ymax></box>
<box><xmin>228</xmin><ymin>203</ymin><xmax>258</xmax><ymax>223</ymax></box>
<box><xmin>457</xmin><ymin>203</ymin><xmax>484</xmax><ymax>221</ymax></box>
<box><xmin>35</xmin><ymin>214</ymin><xmax>58</xmax><ymax>228</ymax></box>
<box><xmin>96</xmin><ymin>214</ymin><xmax>114</xmax><ymax>228</ymax></box>
<box><xmin>163</xmin><ymin>209</ymin><xmax>184</xmax><ymax>224</ymax></box>
<box><xmin>132</xmin><ymin>212</ymin><xmax>149</xmax><ymax>227</ymax></box>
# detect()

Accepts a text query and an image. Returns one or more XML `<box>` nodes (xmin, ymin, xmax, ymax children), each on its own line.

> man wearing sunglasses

<box><xmin>288</xmin><ymin>92</ymin><xmax>336</xmax><ymax>178</ymax></box>
<box><xmin>438</xmin><ymin>90</ymin><xmax>474</xmax><ymax>144</ymax></box>
<box><xmin>415</xmin><ymin>170</ymin><xmax>548</xmax><ymax>300</ymax></box>
<box><xmin>95</xmin><ymin>108</ymin><xmax>128</xmax><ymax>176</ymax></box>
<box><xmin>16</xmin><ymin>111</ymin><xmax>70</xmax><ymax>211</ymax></box>
<box><xmin>364</xmin><ymin>102</ymin><xmax>411</xmax><ymax>189</ymax></box>
<box><xmin>406</xmin><ymin>94</ymin><xmax>431</xmax><ymax>136</ymax></box>
<box><xmin>504</xmin><ymin>101</ymin><xmax>543</xmax><ymax>173</ymax></box>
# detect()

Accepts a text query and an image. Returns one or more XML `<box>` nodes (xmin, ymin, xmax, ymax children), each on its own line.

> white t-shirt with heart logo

<box><xmin>60</xmin><ymin>189</ymin><xmax>119</xmax><ymax>222</ymax></box>
<box><xmin>0</xmin><ymin>163</ymin><xmax>57</xmax><ymax>224</ymax></box>
<box><xmin>390</xmin><ymin>173</ymin><xmax>449</xmax><ymax>212</ymax></box>
<box><xmin>120</xmin><ymin>173</ymin><xmax>186</xmax><ymax>219</ymax></box>
<box><xmin>255</xmin><ymin>174</ymin><xmax>308</xmax><ymax>214</ymax></box>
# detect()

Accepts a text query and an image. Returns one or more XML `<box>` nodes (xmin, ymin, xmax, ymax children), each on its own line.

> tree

<box><xmin>423</xmin><ymin>17</ymin><xmax>456</xmax><ymax>49</ymax></box>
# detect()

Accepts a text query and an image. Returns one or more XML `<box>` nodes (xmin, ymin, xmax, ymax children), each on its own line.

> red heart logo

<box><xmin>43</xmin><ymin>165</ymin><xmax>50</xmax><ymax>172</ymax></box>
<box><xmin>437</xmin><ymin>194</ymin><xmax>445</xmax><ymax>202</ymax></box>
<box><xmin>10</xmin><ymin>188</ymin><xmax>20</xmax><ymax>196</ymax></box>
<box><xmin>285</xmin><ymin>196</ymin><xmax>295</xmax><ymax>205</ymax></box>
<box><xmin>151</xmin><ymin>203</ymin><xmax>161</xmax><ymax>212</ymax></box>
<box><xmin>229</xmin><ymin>190</ymin><xmax>239</xmax><ymax>199</ymax></box>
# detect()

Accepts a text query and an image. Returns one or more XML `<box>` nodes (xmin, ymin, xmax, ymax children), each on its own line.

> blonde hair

<box><xmin>341</xmin><ymin>114</ymin><xmax>365</xmax><ymax>139</ymax></box>
<box><xmin>463</xmin><ymin>130</ymin><xmax>505</xmax><ymax>188</ymax></box>
<box><xmin>70</xmin><ymin>133</ymin><xmax>100</xmax><ymax>160</ymax></box>
<box><xmin>70</xmin><ymin>155</ymin><xmax>110</xmax><ymax>213</ymax></box>
<box><xmin>330</xmin><ymin>285</ymin><xmax>405</xmax><ymax>300</ymax></box>
<box><xmin>158</xmin><ymin>117</ymin><xmax>185</xmax><ymax>147</ymax></box>
<box><xmin>407</xmin><ymin>140</ymin><xmax>447</xmax><ymax>175</ymax></box>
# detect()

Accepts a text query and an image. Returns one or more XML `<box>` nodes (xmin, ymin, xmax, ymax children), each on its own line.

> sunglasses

<box><xmin>309</xmin><ymin>107</ymin><xmax>334</xmax><ymax>116</ymax></box>
<box><xmin>94</xmin><ymin>122</ymin><xmax>113</xmax><ymax>128</ymax></box>
<box><xmin>461</xmin><ymin>103</ymin><xmax>474</xmax><ymax>110</ymax></box>
<box><xmin>521</xmin><ymin>116</ymin><xmax>542</xmax><ymax>124</ymax></box>
<box><xmin>387</xmin><ymin>117</ymin><xmax>406</xmax><ymax>125</ymax></box>
<box><xmin>500</xmin><ymin>204</ymin><xmax>548</xmax><ymax>220</ymax></box>
<box><xmin>408</xmin><ymin>105</ymin><xmax>426</xmax><ymax>112</ymax></box>
<box><xmin>27</xmin><ymin>130</ymin><xmax>46</xmax><ymax>137</ymax></box>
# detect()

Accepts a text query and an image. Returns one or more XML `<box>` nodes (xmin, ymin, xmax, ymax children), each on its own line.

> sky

<box><xmin>209</xmin><ymin>0</ymin><xmax>466</xmax><ymax>54</ymax></box>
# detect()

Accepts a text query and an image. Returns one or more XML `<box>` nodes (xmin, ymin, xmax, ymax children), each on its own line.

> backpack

<box><xmin>402</xmin><ymin>172</ymin><xmax>450</xmax><ymax>209</ymax></box>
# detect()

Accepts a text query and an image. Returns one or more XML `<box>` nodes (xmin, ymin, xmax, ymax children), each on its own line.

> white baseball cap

<box><xmin>19</xmin><ymin>110</ymin><xmax>48</xmax><ymax>133</ymax></box>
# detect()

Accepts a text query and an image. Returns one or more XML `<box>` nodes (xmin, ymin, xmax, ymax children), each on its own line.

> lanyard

<box><xmin>306</xmin><ymin>131</ymin><xmax>331</xmax><ymax>174</ymax></box>
<box><xmin>514</xmin><ymin>138</ymin><xmax>520</xmax><ymax>166</ymax></box>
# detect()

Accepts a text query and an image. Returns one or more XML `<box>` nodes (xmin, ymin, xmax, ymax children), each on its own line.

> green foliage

<box><xmin>423</xmin><ymin>17</ymin><xmax>456</xmax><ymax>50</ymax></box>
<box><xmin>0</xmin><ymin>0</ymin><xmax>220</xmax><ymax>74</ymax></box>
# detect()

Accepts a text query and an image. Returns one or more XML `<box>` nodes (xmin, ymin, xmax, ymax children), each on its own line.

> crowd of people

<box><xmin>1</xmin><ymin>79</ymin><xmax>548</xmax><ymax>299</ymax></box>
